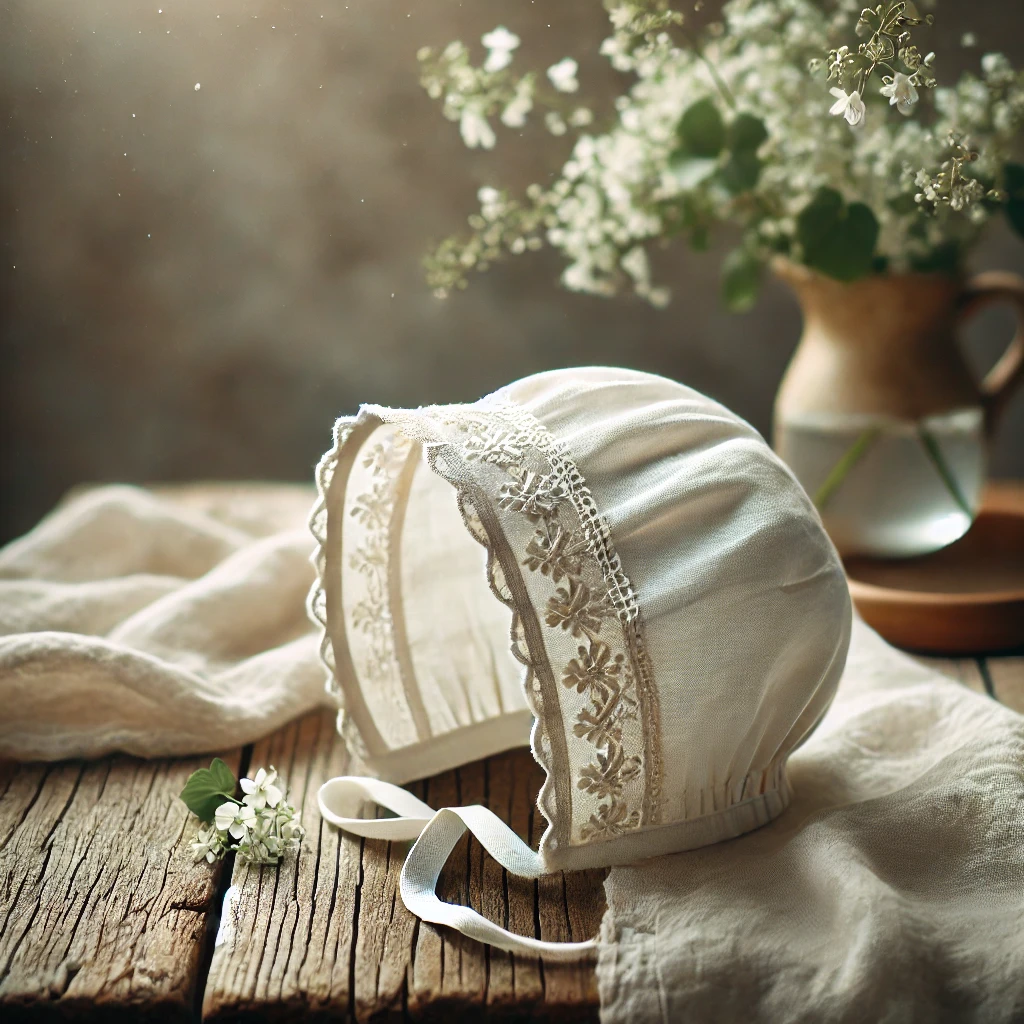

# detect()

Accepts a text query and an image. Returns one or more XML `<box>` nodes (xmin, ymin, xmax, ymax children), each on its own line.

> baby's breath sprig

<box><xmin>825</xmin><ymin>1</ymin><xmax>936</xmax><ymax>127</ymax></box>
<box><xmin>417</xmin><ymin>27</ymin><xmax>592</xmax><ymax>152</ymax></box>
<box><xmin>424</xmin><ymin>185</ymin><xmax>551</xmax><ymax>297</ymax></box>
<box><xmin>180</xmin><ymin>760</ymin><xmax>305</xmax><ymax>867</ymax></box>
<box><xmin>603</xmin><ymin>0</ymin><xmax>684</xmax><ymax>42</ymax></box>
<box><xmin>417</xmin><ymin>1</ymin><xmax>1024</xmax><ymax>310</ymax></box>
<box><xmin>914</xmin><ymin>134</ymin><xmax>988</xmax><ymax>214</ymax></box>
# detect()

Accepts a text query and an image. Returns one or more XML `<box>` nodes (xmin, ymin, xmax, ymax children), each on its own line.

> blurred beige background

<box><xmin>2</xmin><ymin>0</ymin><xmax>1022</xmax><ymax>542</ymax></box>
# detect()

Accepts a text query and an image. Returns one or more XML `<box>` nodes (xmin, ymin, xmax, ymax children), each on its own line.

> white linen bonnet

<box><xmin>309</xmin><ymin>367</ymin><xmax>852</xmax><ymax>957</ymax></box>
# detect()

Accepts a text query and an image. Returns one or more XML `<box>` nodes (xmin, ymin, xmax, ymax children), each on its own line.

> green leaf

<box><xmin>1005</xmin><ymin>163</ymin><xmax>1024</xmax><ymax>193</ymax></box>
<box><xmin>721</xmin><ymin>250</ymin><xmax>763</xmax><ymax>312</ymax></box>
<box><xmin>677</xmin><ymin>98</ymin><xmax>725</xmax><ymax>159</ymax></box>
<box><xmin>728</xmin><ymin>113</ymin><xmax>768</xmax><ymax>153</ymax></box>
<box><xmin>797</xmin><ymin>188</ymin><xmax>879</xmax><ymax>282</ymax></box>
<box><xmin>798</xmin><ymin>187</ymin><xmax>844</xmax><ymax>238</ymax></box>
<box><xmin>1004</xmin><ymin>163</ymin><xmax>1024</xmax><ymax>240</ymax></box>
<box><xmin>180</xmin><ymin>758</ymin><xmax>238</xmax><ymax>823</ymax></box>
<box><xmin>667</xmin><ymin>152</ymin><xmax>719</xmax><ymax>190</ymax></box>
<box><xmin>1007</xmin><ymin>200</ymin><xmax>1024</xmax><ymax>239</ymax></box>
<box><xmin>721</xmin><ymin>150</ymin><xmax>762</xmax><ymax>194</ymax></box>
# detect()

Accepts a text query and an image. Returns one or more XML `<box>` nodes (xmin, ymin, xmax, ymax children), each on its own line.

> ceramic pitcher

<box><xmin>773</xmin><ymin>259</ymin><xmax>1024</xmax><ymax>558</ymax></box>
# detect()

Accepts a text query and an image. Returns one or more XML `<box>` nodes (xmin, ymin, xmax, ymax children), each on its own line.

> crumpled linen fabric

<box><xmin>0</xmin><ymin>484</ymin><xmax>331</xmax><ymax>760</ymax></box>
<box><xmin>597</xmin><ymin>618</ymin><xmax>1024</xmax><ymax>1024</ymax></box>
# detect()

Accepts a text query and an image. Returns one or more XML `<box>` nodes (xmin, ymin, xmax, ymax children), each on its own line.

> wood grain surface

<box><xmin>200</xmin><ymin>711</ymin><xmax>606</xmax><ymax>1023</ymax></box>
<box><xmin>2</xmin><ymin>657</ymin><xmax>1022</xmax><ymax>1022</ymax></box>
<box><xmin>0</xmin><ymin>751</ymin><xmax>242</xmax><ymax>1022</ymax></box>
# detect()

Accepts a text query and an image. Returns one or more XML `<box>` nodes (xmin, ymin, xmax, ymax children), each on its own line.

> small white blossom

<box><xmin>501</xmin><ymin>96</ymin><xmax>530</xmax><ymax>127</ymax></box>
<box><xmin>501</xmin><ymin>77</ymin><xmax>534</xmax><ymax>127</ymax></box>
<box><xmin>547</xmin><ymin>58</ymin><xmax>579</xmax><ymax>93</ymax></box>
<box><xmin>442</xmin><ymin>41</ymin><xmax>465</xmax><ymax>62</ymax></box>
<box><xmin>241</xmin><ymin>766</ymin><xmax>283</xmax><ymax>810</ymax></box>
<box><xmin>829</xmin><ymin>87</ymin><xmax>865</xmax><ymax>127</ymax></box>
<box><xmin>621</xmin><ymin>246</ymin><xmax>651</xmax><ymax>284</ymax></box>
<box><xmin>647</xmin><ymin>286</ymin><xmax>671</xmax><ymax>309</ymax></box>
<box><xmin>214</xmin><ymin>800</ymin><xmax>256</xmax><ymax>839</ymax></box>
<box><xmin>190</xmin><ymin>827</ymin><xmax>225</xmax><ymax>864</ymax></box>
<box><xmin>482</xmin><ymin>26</ymin><xmax>520</xmax><ymax>73</ymax></box>
<box><xmin>460</xmin><ymin>107</ymin><xmax>496</xmax><ymax>149</ymax></box>
<box><xmin>236</xmin><ymin>833</ymin><xmax>279</xmax><ymax>866</ymax></box>
<box><xmin>880</xmin><ymin>73</ymin><xmax>919</xmax><ymax>115</ymax></box>
<box><xmin>251</xmin><ymin>816</ymin><xmax>283</xmax><ymax>857</ymax></box>
<box><xmin>279</xmin><ymin>813</ymin><xmax>306</xmax><ymax>846</ymax></box>
<box><xmin>545</xmin><ymin>111</ymin><xmax>568</xmax><ymax>136</ymax></box>
<box><xmin>600</xmin><ymin>35</ymin><xmax>634</xmax><ymax>72</ymax></box>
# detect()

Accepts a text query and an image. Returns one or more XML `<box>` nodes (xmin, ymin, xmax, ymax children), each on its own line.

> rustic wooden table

<box><xmin>1</xmin><ymin>499</ymin><xmax>1022</xmax><ymax>1023</ymax></box>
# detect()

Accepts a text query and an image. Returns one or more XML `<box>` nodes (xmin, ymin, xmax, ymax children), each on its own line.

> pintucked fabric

<box><xmin>311</xmin><ymin>366</ymin><xmax>853</xmax><ymax>955</ymax></box>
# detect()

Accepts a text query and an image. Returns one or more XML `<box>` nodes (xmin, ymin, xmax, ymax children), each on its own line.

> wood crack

<box><xmin>0</xmin><ymin>768</ymin><xmax>50</xmax><ymax>856</ymax></box>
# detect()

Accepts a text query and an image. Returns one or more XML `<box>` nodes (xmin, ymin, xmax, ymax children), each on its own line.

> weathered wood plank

<box><xmin>910</xmin><ymin>655</ymin><xmax>988</xmax><ymax>696</ymax></box>
<box><xmin>985</xmin><ymin>656</ymin><xmax>1024</xmax><ymax>714</ymax></box>
<box><xmin>202</xmin><ymin>709</ymin><xmax>356</xmax><ymax>1021</ymax></box>
<box><xmin>202</xmin><ymin>713</ymin><xmax>604</xmax><ymax>1022</ymax></box>
<box><xmin>0</xmin><ymin>750</ymin><xmax>241</xmax><ymax>1022</ymax></box>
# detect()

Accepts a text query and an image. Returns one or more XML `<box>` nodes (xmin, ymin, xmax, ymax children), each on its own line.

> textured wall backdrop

<box><xmin>2</xmin><ymin>0</ymin><xmax>1023</xmax><ymax>541</ymax></box>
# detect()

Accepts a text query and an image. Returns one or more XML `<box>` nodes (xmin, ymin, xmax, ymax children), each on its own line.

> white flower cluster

<box><xmin>420</xmin><ymin>0</ymin><xmax>1024</xmax><ymax>304</ymax></box>
<box><xmin>417</xmin><ymin>27</ymin><xmax>591</xmax><ymax>152</ymax></box>
<box><xmin>189</xmin><ymin>767</ymin><xmax>305</xmax><ymax>867</ymax></box>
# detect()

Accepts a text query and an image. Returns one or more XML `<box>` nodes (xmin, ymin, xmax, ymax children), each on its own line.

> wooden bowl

<box><xmin>845</xmin><ymin>484</ymin><xmax>1024</xmax><ymax>654</ymax></box>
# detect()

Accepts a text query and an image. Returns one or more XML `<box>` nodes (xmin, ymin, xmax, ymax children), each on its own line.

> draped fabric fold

<box><xmin>0</xmin><ymin>484</ymin><xmax>332</xmax><ymax>761</ymax></box>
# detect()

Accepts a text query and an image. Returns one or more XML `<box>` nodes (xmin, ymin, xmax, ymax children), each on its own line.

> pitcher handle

<box><xmin>959</xmin><ymin>270</ymin><xmax>1024</xmax><ymax>432</ymax></box>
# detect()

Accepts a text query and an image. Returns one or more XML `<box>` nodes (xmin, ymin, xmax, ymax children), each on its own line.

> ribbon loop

<box><xmin>318</xmin><ymin>775</ymin><xmax>597</xmax><ymax>960</ymax></box>
<box><xmin>317</xmin><ymin>776</ymin><xmax>436</xmax><ymax>841</ymax></box>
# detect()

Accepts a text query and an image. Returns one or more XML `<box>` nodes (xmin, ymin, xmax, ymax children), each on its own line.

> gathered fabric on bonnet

<box><xmin>309</xmin><ymin>367</ymin><xmax>852</xmax><ymax>957</ymax></box>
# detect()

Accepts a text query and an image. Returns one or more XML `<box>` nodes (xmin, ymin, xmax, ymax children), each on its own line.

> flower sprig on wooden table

<box><xmin>180</xmin><ymin>759</ymin><xmax>305</xmax><ymax>866</ymax></box>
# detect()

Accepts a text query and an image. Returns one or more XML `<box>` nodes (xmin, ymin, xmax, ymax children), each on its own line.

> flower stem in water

<box><xmin>812</xmin><ymin>425</ymin><xmax>881</xmax><ymax>510</ymax></box>
<box><xmin>917</xmin><ymin>424</ymin><xmax>973</xmax><ymax>517</ymax></box>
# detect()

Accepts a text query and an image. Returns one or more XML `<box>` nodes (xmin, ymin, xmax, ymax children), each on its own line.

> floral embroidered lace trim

<box><xmin>308</xmin><ymin>397</ymin><xmax>664</xmax><ymax>852</ymax></box>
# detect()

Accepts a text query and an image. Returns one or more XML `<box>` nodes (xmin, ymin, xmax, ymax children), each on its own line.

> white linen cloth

<box><xmin>0</xmin><ymin>484</ymin><xmax>330</xmax><ymax>760</ymax></box>
<box><xmin>597</xmin><ymin>618</ymin><xmax>1024</xmax><ymax>1024</ymax></box>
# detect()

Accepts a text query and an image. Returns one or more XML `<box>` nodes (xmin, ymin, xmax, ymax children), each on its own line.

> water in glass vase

<box><xmin>776</xmin><ymin>407</ymin><xmax>985</xmax><ymax>558</ymax></box>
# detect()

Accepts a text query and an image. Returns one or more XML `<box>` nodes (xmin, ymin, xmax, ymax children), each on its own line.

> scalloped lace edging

<box><xmin>307</xmin><ymin>416</ymin><xmax>356</xmax><ymax>711</ymax></box>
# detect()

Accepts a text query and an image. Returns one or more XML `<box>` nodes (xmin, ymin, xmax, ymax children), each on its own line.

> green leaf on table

<box><xmin>797</xmin><ymin>187</ymin><xmax>879</xmax><ymax>282</ymax></box>
<box><xmin>721</xmin><ymin>249</ymin><xmax>763</xmax><ymax>312</ymax></box>
<box><xmin>1004</xmin><ymin>163</ymin><xmax>1024</xmax><ymax>240</ymax></box>
<box><xmin>180</xmin><ymin>758</ymin><xmax>238</xmax><ymax>823</ymax></box>
<box><xmin>676</xmin><ymin>98</ymin><xmax>725</xmax><ymax>158</ymax></box>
